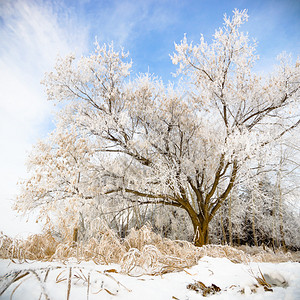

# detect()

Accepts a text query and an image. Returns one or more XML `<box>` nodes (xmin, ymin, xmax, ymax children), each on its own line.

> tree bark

<box><xmin>184</xmin><ymin>207</ymin><xmax>209</xmax><ymax>246</ymax></box>
<box><xmin>251</xmin><ymin>195</ymin><xmax>258</xmax><ymax>247</ymax></box>
<box><xmin>220</xmin><ymin>213</ymin><xmax>227</xmax><ymax>245</ymax></box>
<box><xmin>192</xmin><ymin>221</ymin><xmax>209</xmax><ymax>246</ymax></box>
<box><xmin>228</xmin><ymin>195</ymin><xmax>233</xmax><ymax>246</ymax></box>
<box><xmin>72</xmin><ymin>227</ymin><xmax>78</xmax><ymax>243</ymax></box>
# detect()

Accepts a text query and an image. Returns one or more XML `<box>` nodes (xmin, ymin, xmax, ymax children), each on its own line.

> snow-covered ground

<box><xmin>1</xmin><ymin>256</ymin><xmax>299</xmax><ymax>300</ymax></box>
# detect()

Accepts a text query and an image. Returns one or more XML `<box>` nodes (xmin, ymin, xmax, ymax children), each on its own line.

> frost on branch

<box><xmin>15</xmin><ymin>125</ymin><xmax>99</xmax><ymax>240</ymax></box>
<box><xmin>17</xmin><ymin>10</ymin><xmax>300</xmax><ymax>247</ymax></box>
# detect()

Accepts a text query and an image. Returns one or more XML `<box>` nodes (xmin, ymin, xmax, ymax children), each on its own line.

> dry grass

<box><xmin>237</xmin><ymin>245</ymin><xmax>295</xmax><ymax>263</ymax></box>
<box><xmin>196</xmin><ymin>244</ymin><xmax>251</xmax><ymax>264</ymax></box>
<box><xmin>0</xmin><ymin>227</ymin><xmax>297</xmax><ymax>300</ymax></box>
<box><xmin>0</xmin><ymin>232</ymin><xmax>58</xmax><ymax>261</ymax></box>
<box><xmin>0</xmin><ymin>227</ymin><xmax>296</xmax><ymax>275</ymax></box>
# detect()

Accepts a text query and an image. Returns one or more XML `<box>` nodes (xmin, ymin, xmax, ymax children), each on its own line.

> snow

<box><xmin>1</xmin><ymin>256</ymin><xmax>300</xmax><ymax>299</ymax></box>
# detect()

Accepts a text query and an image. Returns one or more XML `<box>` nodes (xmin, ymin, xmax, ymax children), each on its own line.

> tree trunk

<box><xmin>279</xmin><ymin>192</ymin><xmax>286</xmax><ymax>252</ymax></box>
<box><xmin>271</xmin><ymin>202</ymin><xmax>278</xmax><ymax>250</ymax></box>
<box><xmin>193</xmin><ymin>224</ymin><xmax>209</xmax><ymax>246</ymax></box>
<box><xmin>277</xmin><ymin>167</ymin><xmax>287</xmax><ymax>252</ymax></box>
<box><xmin>176</xmin><ymin>161</ymin><xmax>238</xmax><ymax>247</ymax></box>
<box><xmin>72</xmin><ymin>227</ymin><xmax>78</xmax><ymax>243</ymax></box>
<box><xmin>228</xmin><ymin>195</ymin><xmax>233</xmax><ymax>246</ymax></box>
<box><xmin>220</xmin><ymin>214</ymin><xmax>227</xmax><ymax>245</ymax></box>
<box><xmin>187</xmin><ymin>209</ymin><xmax>209</xmax><ymax>247</ymax></box>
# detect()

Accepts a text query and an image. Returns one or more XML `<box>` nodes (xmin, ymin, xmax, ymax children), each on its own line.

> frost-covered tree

<box><xmin>15</xmin><ymin>124</ymin><xmax>99</xmax><ymax>240</ymax></box>
<box><xmin>208</xmin><ymin>135</ymin><xmax>300</xmax><ymax>249</ymax></box>
<box><xmin>16</xmin><ymin>9</ymin><xmax>299</xmax><ymax>246</ymax></box>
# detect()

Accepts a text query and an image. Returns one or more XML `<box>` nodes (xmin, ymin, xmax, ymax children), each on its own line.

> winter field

<box><xmin>1</xmin><ymin>227</ymin><xmax>300</xmax><ymax>300</ymax></box>
<box><xmin>1</xmin><ymin>257</ymin><xmax>300</xmax><ymax>300</ymax></box>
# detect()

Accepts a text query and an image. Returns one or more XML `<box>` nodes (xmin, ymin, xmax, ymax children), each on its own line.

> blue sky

<box><xmin>0</xmin><ymin>0</ymin><xmax>299</xmax><ymax>237</ymax></box>
<box><xmin>62</xmin><ymin>0</ymin><xmax>300</xmax><ymax>79</ymax></box>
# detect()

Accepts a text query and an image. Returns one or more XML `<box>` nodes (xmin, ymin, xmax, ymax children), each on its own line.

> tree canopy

<box><xmin>16</xmin><ymin>9</ymin><xmax>300</xmax><ymax>246</ymax></box>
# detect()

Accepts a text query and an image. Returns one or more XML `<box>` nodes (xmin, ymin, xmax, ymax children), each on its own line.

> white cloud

<box><xmin>91</xmin><ymin>0</ymin><xmax>177</xmax><ymax>47</ymax></box>
<box><xmin>0</xmin><ymin>0</ymin><xmax>88</xmax><ymax>237</ymax></box>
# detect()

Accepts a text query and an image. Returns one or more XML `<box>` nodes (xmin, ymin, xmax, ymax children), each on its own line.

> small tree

<box><xmin>15</xmin><ymin>124</ymin><xmax>98</xmax><ymax>240</ymax></box>
<box><xmin>16</xmin><ymin>10</ymin><xmax>299</xmax><ymax>246</ymax></box>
